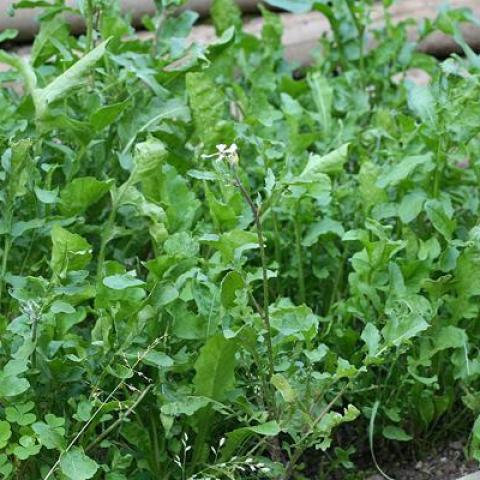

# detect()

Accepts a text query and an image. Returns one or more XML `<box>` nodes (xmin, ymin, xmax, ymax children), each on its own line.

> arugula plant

<box><xmin>1</xmin><ymin>0</ymin><xmax>480</xmax><ymax>479</ymax></box>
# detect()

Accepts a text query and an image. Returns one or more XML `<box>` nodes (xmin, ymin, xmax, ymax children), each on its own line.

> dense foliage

<box><xmin>1</xmin><ymin>0</ymin><xmax>480</xmax><ymax>478</ymax></box>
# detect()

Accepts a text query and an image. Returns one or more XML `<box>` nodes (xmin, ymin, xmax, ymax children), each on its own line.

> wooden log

<box><xmin>0</xmin><ymin>0</ymin><xmax>260</xmax><ymax>40</ymax></box>
<box><xmin>0</xmin><ymin>0</ymin><xmax>479</xmax><ymax>72</ymax></box>
<box><xmin>184</xmin><ymin>0</ymin><xmax>480</xmax><ymax>65</ymax></box>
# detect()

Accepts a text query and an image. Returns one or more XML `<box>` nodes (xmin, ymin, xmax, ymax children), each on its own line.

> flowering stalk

<box><xmin>206</xmin><ymin>144</ymin><xmax>276</xmax><ymax>414</ymax></box>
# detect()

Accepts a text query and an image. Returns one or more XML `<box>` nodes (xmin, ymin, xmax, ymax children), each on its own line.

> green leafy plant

<box><xmin>1</xmin><ymin>0</ymin><xmax>480</xmax><ymax>479</ymax></box>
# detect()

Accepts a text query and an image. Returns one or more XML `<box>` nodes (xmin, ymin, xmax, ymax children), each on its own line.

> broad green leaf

<box><xmin>161</xmin><ymin>396</ymin><xmax>212</xmax><ymax>416</ymax></box>
<box><xmin>271</xmin><ymin>373</ymin><xmax>297</xmax><ymax>402</ymax></box>
<box><xmin>32</xmin><ymin>414</ymin><xmax>65</xmax><ymax>450</ymax></box>
<box><xmin>455</xmin><ymin>248</ymin><xmax>480</xmax><ymax>309</ymax></box>
<box><xmin>60</xmin><ymin>447</ymin><xmax>98</xmax><ymax>480</ymax></box>
<box><xmin>376</xmin><ymin>154</ymin><xmax>432</xmax><ymax>188</ymax></box>
<box><xmin>186</xmin><ymin>71</ymin><xmax>231</xmax><ymax>147</ymax></box>
<box><xmin>407</xmin><ymin>83</ymin><xmax>436</xmax><ymax>125</ymax></box>
<box><xmin>434</xmin><ymin>326</ymin><xmax>467</xmax><ymax>351</ymax></box>
<box><xmin>132</xmin><ymin>138</ymin><xmax>167</xmax><ymax>180</ymax></box>
<box><xmin>34</xmin><ymin>186</ymin><xmax>58</xmax><ymax>204</ymax></box>
<box><xmin>0</xmin><ymin>421</ymin><xmax>11</xmax><ymax>449</ymax></box>
<box><xmin>221</xmin><ymin>421</ymin><xmax>280</xmax><ymax>460</ymax></box>
<box><xmin>424</xmin><ymin>199</ymin><xmax>455</xmax><ymax>240</ymax></box>
<box><xmin>0</xmin><ymin>453</ymin><xmax>12</xmax><ymax>477</ymax></box>
<box><xmin>11</xmin><ymin>219</ymin><xmax>44</xmax><ymax>238</ymax></box>
<box><xmin>358</xmin><ymin>161</ymin><xmax>387</xmax><ymax>212</ymax></box>
<box><xmin>383</xmin><ymin>426</ymin><xmax>412</xmax><ymax>442</ymax></box>
<box><xmin>193</xmin><ymin>335</ymin><xmax>236</xmax><ymax>402</ymax></box>
<box><xmin>316</xmin><ymin>405</ymin><xmax>360</xmax><ymax>450</ymax></box>
<box><xmin>5</xmin><ymin>402</ymin><xmax>36</xmax><ymax>426</ymax></box>
<box><xmin>307</xmin><ymin>72</ymin><xmax>333</xmax><ymax>132</ymax></box>
<box><xmin>304</xmin><ymin>344</ymin><xmax>329</xmax><ymax>363</ymax></box>
<box><xmin>5</xmin><ymin>139</ymin><xmax>33</xmax><ymax>199</ymax></box>
<box><xmin>0</xmin><ymin>359</ymin><xmax>30</xmax><ymax>397</ymax></box>
<box><xmin>90</xmin><ymin>99</ymin><xmax>130</xmax><ymax>130</ymax></box>
<box><xmin>300</xmin><ymin>144</ymin><xmax>349</xmax><ymax>177</ymax></box>
<box><xmin>200</xmin><ymin>230</ymin><xmax>258</xmax><ymax>263</ymax></box>
<box><xmin>270</xmin><ymin>304</ymin><xmax>318</xmax><ymax>337</ymax></box>
<box><xmin>438</xmin><ymin>245</ymin><xmax>459</xmax><ymax>272</ymax></box>
<box><xmin>382</xmin><ymin>295</ymin><xmax>431</xmax><ymax>346</ymax></box>
<box><xmin>13</xmin><ymin>435</ymin><xmax>41</xmax><ymax>460</ymax></box>
<box><xmin>302</xmin><ymin>218</ymin><xmax>344</xmax><ymax>246</ymax></box>
<box><xmin>50</xmin><ymin>225</ymin><xmax>92</xmax><ymax>274</ymax></box>
<box><xmin>34</xmin><ymin>40</ymin><xmax>109</xmax><ymax>118</ymax></box>
<box><xmin>143</xmin><ymin>351</ymin><xmax>174</xmax><ymax>368</ymax></box>
<box><xmin>361</xmin><ymin>323</ymin><xmax>380</xmax><ymax>357</ymax></box>
<box><xmin>220</xmin><ymin>271</ymin><xmax>245</xmax><ymax>308</ymax></box>
<box><xmin>164</xmin><ymin>231</ymin><xmax>199</xmax><ymax>257</ymax></box>
<box><xmin>103</xmin><ymin>273</ymin><xmax>145</xmax><ymax>290</ymax></box>
<box><xmin>288</xmin><ymin>171</ymin><xmax>331</xmax><ymax>204</ymax></box>
<box><xmin>398</xmin><ymin>190</ymin><xmax>426</xmax><ymax>223</ymax></box>
<box><xmin>59</xmin><ymin>177</ymin><xmax>112</xmax><ymax>216</ymax></box>
<box><xmin>263</xmin><ymin>0</ymin><xmax>312</xmax><ymax>13</ymax></box>
<box><xmin>120</xmin><ymin>98</ymin><xmax>190</xmax><ymax>155</ymax></box>
<box><xmin>151</xmin><ymin>283</ymin><xmax>179</xmax><ymax>306</ymax></box>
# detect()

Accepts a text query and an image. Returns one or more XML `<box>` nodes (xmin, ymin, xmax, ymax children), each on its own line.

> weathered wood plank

<box><xmin>0</xmin><ymin>0</ymin><xmax>479</xmax><ymax>72</ymax></box>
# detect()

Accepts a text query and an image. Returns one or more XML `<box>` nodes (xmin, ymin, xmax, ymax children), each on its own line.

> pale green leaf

<box><xmin>377</xmin><ymin>154</ymin><xmax>432</xmax><ymax>188</ymax></box>
<box><xmin>34</xmin><ymin>40</ymin><xmax>109</xmax><ymax>119</ymax></box>
<box><xmin>60</xmin><ymin>447</ymin><xmax>98</xmax><ymax>480</ymax></box>
<box><xmin>103</xmin><ymin>273</ymin><xmax>145</xmax><ymax>290</ymax></box>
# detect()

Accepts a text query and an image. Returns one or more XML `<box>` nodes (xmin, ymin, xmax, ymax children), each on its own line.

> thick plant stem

<box><xmin>293</xmin><ymin>211</ymin><xmax>306</xmax><ymax>305</ymax></box>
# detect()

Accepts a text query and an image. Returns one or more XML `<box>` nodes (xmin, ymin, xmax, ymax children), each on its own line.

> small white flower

<box><xmin>203</xmin><ymin>143</ymin><xmax>239</xmax><ymax>167</ymax></box>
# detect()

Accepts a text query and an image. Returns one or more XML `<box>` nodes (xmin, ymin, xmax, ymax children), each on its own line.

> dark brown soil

<box><xmin>365</xmin><ymin>440</ymin><xmax>478</xmax><ymax>480</ymax></box>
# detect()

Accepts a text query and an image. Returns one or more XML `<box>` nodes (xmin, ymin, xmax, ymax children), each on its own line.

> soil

<box><xmin>365</xmin><ymin>440</ymin><xmax>478</xmax><ymax>480</ymax></box>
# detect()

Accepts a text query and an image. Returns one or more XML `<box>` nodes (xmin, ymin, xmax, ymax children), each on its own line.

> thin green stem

<box><xmin>85</xmin><ymin>0</ymin><xmax>95</xmax><ymax>52</ymax></box>
<box><xmin>96</xmin><ymin>206</ymin><xmax>116</xmax><ymax>283</ymax></box>
<box><xmin>346</xmin><ymin>0</ymin><xmax>366</xmax><ymax>73</ymax></box>
<box><xmin>0</xmin><ymin>236</ymin><xmax>12</xmax><ymax>307</ymax></box>
<box><xmin>96</xmin><ymin>172</ymin><xmax>136</xmax><ymax>283</ymax></box>
<box><xmin>233</xmin><ymin>170</ymin><xmax>275</xmax><ymax>381</ymax></box>
<box><xmin>433</xmin><ymin>136</ymin><xmax>444</xmax><ymax>198</ymax></box>
<box><xmin>271</xmin><ymin>210</ymin><xmax>282</xmax><ymax>295</ymax></box>
<box><xmin>293</xmin><ymin>210</ymin><xmax>306</xmax><ymax>305</ymax></box>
